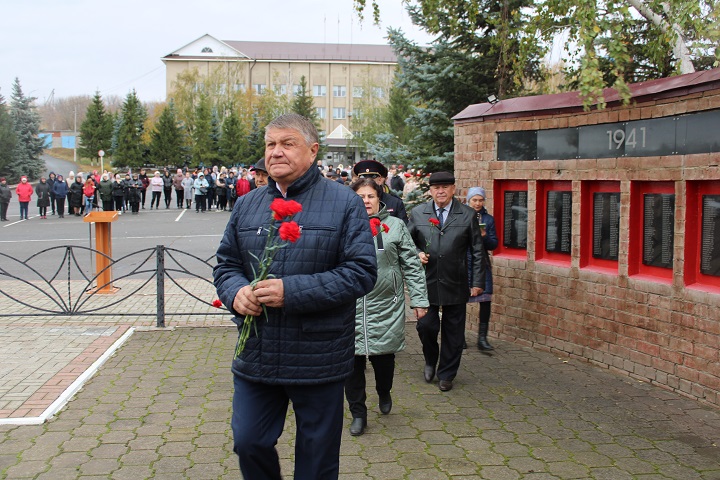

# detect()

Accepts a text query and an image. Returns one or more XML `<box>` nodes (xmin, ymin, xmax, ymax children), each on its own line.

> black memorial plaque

<box><xmin>593</xmin><ymin>192</ymin><xmax>621</xmax><ymax>260</ymax></box>
<box><xmin>497</xmin><ymin>131</ymin><xmax>537</xmax><ymax>161</ymax></box>
<box><xmin>546</xmin><ymin>191</ymin><xmax>572</xmax><ymax>253</ymax></box>
<box><xmin>642</xmin><ymin>193</ymin><xmax>675</xmax><ymax>269</ymax></box>
<box><xmin>700</xmin><ymin>195</ymin><xmax>720</xmax><ymax>277</ymax></box>
<box><xmin>503</xmin><ymin>190</ymin><xmax>528</xmax><ymax>249</ymax></box>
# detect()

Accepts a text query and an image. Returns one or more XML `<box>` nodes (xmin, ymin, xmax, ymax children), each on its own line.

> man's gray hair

<box><xmin>265</xmin><ymin>113</ymin><xmax>319</xmax><ymax>146</ymax></box>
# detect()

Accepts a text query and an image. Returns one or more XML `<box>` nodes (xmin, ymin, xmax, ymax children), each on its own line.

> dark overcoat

<box><xmin>407</xmin><ymin>198</ymin><xmax>485</xmax><ymax>306</ymax></box>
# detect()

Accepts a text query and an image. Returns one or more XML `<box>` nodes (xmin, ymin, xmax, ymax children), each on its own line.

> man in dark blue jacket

<box><xmin>214</xmin><ymin>113</ymin><xmax>377</xmax><ymax>479</ymax></box>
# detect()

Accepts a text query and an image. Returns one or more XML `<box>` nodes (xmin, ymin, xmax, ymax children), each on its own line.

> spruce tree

<box><xmin>0</xmin><ymin>93</ymin><xmax>17</xmax><ymax>177</ymax></box>
<box><xmin>149</xmin><ymin>101</ymin><xmax>185</xmax><ymax>167</ymax></box>
<box><xmin>191</xmin><ymin>94</ymin><xmax>215</xmax><ymax>168</ymax></box>
<box><xmin>290</xmin><ymin>76</ymin><xmax>326</xmax><ymax>160</ymax></box>
<box><xmin>112</xmin><ymin>90</ymin><xmax>147</xmax><ymax>170</ymax></box>
<box><xmin>218</xmin><ymin>107</ymin><xmax>248</xmax><ymax>167</ymax></box>
<box><xmin>78</xmin><ymin>91</ymin><xmax>113</xmax><ymax>162</ymax></box>
<box><xmin>246</xmin><ymin>113</ymin><xmax>266</xmax><ymax>165</ymax></box>
<box><xmin>8</xmin><ymin>78</ymin><xmax>45</xmax><ymax>181</ymax></box>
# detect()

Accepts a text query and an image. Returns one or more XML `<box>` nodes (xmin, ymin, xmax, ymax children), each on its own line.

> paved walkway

<box><xmin>1</xmin><ymin>324</ymin><xmax>719</xmax><ymax>479</ymax></box>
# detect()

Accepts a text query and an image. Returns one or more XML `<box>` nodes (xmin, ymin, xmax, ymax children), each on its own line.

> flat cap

<box><xmin>428</xmin><ymin>171</ymin><xmax>455</xmax><ymax>186</ymax></box>
<box><xmin>353</xmin><ymin>159</ymin><xmax>388</xmax><ymax>178</ymax></box>
<box><xmin>250</xmin><ymin>158</ymin><xmax>267</xmax><ymax>173</ymax></box>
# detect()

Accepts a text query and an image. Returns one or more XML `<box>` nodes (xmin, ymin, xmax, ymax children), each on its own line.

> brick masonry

<box><xmin>455</xmin><ymin>76</ymin><xmax>720</xmax><ymax>408</ymax></box>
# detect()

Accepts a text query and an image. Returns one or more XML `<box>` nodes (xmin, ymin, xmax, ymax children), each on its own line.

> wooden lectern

<box><xmin>84</xmin><ymin>211</ymin><xmax>120</xmax><ymax>294</ymax></box>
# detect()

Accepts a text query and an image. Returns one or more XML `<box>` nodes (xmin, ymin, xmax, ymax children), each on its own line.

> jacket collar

<box><xmin>267</xmin><ymin>163</ymin><xmax>321</xmax><ymax>199</ymax></box>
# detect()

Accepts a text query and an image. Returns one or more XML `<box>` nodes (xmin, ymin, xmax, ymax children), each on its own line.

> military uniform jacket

<box><xmin>408</xmin><ymin>199</ymin><xmax>486</xmax><ymax>306</ymax></box>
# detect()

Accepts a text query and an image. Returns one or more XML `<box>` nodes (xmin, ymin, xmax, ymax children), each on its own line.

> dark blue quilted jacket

<box><xmin>214</xmin><ymin>166</ymin><xmax>377</xmax><ymax>385</ymax></box>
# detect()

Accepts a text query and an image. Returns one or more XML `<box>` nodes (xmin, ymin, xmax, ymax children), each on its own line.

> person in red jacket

<box><xmin>16</xmin><ymin>176</ymin><xmax>33</xmax><ymax>220</ymax></box>
<box><xmin>235</xmin><ymin>173</ymin><xmax>251</xmax><ymax>198</ymax></box>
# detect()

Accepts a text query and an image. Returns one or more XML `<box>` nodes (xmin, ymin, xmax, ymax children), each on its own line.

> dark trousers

<box><xmin>140</xmin><ymin>190</ymin><xmax>147</xmax><ymax>207</ymax></box>
<box><xmin>19</xmin><ymin>202</ymin><xmax>28</xmax><ymax>219</ymax></box>
<box><xmin>232</xmin><ymin>375</ymin><xmax>344</xmax><ymax>480</ymax></box>
<box><xmin>50</xmin><ymin>194</ymin><xmax>56</xmax><ymax>214</ymax></box>
<box><xmin>55</xmin><ymin>198</ymin><xmax>65</xmax><ymax>217</ymax></box>
<box><xmin>0</xmin><ymin>202</ymin><xmax>8</xmax><ymax>220</ymax></box>
<box><xmin>345</xmin><ymin>354</ymin><xmax>395</xmax><ymax>419</ymax></box>
<box><xmin>163</xmin><ymin>187</ymin><xmax>172</xmax><ymax>207</ymax></box>
<box><xmin>195</xmin><ymin>194</ymin><xmax>206</xmax><ymax>212</ymax></box>
<box><xmin>102</xmin><ymin>200</ymin><xmax>114</xmax><ymax>212</ymax></box>
<box><xmin>175</xmin><ymin>189</ymin><xmax>183</xmax><ymax>208</ymax></box>
<box><xmin>114</xmin><ymin>197</ymin><xmax>124</xmax><ymax>211</ymax></box>
<box><xmin>151</xmin><ymin>191</ymin><xmax>161</xmax><ymax>208</ymax></box>
<box><xmin>416</xmin><ymin>303</ymin><xmax>467</xmax><ymax>381</ymax></box>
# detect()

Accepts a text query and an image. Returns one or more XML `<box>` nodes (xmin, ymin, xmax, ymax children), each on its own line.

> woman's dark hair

<box><xmin>350</xmin><ymin>177</ymin><xmax>383</xmax><ymax>197</ymax></box>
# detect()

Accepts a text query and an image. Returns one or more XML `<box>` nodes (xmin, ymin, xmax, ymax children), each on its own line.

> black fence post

<box><xmin>156</xmin><ymin>245</ymin><xmax>165</xmax><ymax>328</ymax></box>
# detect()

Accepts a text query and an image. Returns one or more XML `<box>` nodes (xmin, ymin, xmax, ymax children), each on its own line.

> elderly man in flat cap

<box><xmin>407</xmin><ymin>171</ymin><xmax>486</xmax><ymax>392</ymax></box>
<box><xmin>353</xmin><ymin>159</ymin><xmax>408</xmax><ymax>223</ymax></box>
<box><xmin>250</xmin><ymin>158</ymin><xmax>269</xmax><ymax>188</ymax></box>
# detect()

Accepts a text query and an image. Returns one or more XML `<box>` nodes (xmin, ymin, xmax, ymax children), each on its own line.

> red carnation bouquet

<box><xmin>235</xmin><ymin>198</ymin><xmax>303</xmax><ymax>358</ymax></box>
<box><xmin>369</xmin><ymin>217</ymin><xmax>389</xmax><ymax>237</ymax></box>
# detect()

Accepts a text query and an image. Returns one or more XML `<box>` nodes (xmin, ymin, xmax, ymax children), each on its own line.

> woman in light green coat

<box><xmin>345</xmin><ymin>178</ymin><xmax>429</xmax><ymax>436</ymax></box>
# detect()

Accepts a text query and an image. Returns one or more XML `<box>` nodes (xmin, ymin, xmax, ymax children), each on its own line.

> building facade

<box><xmin>162</xmin><ymin>34</ymin><xmax>397</xmax><ymax>165</ymax></box>
<box><xmin>454</xmin><ymin>69</ymin><xmax>720</xmax><ymax>407</ymax></box>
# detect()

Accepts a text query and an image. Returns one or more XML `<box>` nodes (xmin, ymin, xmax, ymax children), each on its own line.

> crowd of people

<box><xmin>0</xmin><ymin>161</ymin><xmax>273</xmax><ymax>221</ymax></box>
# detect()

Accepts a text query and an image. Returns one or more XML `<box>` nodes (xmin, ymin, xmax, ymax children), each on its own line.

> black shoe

<box><xmin>349</xmin><ymin>417</ymin><xmax>366</xmax><ymax>436</ymax></box>
<box><xmin>424</xmin><ymin>365</ymin><xmax>435</xmax><ymax>383</ymax></box>
<box><xmin>379</xmin><ymin>394</ymin><xmax>392</xmax><ymax>415</ymax></box>
<box><xmin>463</xmin><ymin>339</ymin><xmax>468</xmax><ymax>349</ymax></box>
<box><xmin>439</xmin><ymin>380</ymin><xmax>453</xmax><ymax>392</ymax></box>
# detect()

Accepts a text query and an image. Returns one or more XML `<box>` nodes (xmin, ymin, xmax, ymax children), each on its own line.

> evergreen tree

<box><xmin>246</xmin><ymin>113</ymin><xmax>266</xmax><ymax>165</ymax></box>
<box><xmin>0</xmin><ymin>92</ymin><xmax>17</xmax><ymax>177</ymax></box>
<box><xmin>149</xmin><ymin>101</ymin><xmax>186</xmax><ymax>167</ymax></box>
<box><xmin>290</xmin><ymin>76</ymin><xmax>326</xmax><ymax>160</ymax></box>
<box><xmin>291</xmin><ymin>76</ymin><xmax>316</xmax><ymax>121</ymax></box>
<box><xmin>78</xmin><ymin>91</ymin><xmax>112</xmax><ymax>162</ymax></box>
<box><xmin>218</xmin><ymin>107</ymin><xmax>248</xmax><ymax>166</ymax></box>
<box><xmin>8</xmin><ymin>78</ymin><xmax>45</xmax><ymax>181</ymax></box>
<box><xmin>112</xmin><ymin>90</ymin><xmax>147</xmax><ymax>170</ymax></box>
<box><xmin>191</xmin><ymin>94</ymin><xmax>216</xmax><ymax>168</ymax></box>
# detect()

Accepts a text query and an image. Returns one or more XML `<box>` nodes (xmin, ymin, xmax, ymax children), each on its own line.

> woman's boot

<box><xmin>477</xmin><ymin>320</ymin><xmax>494</xmax><ymax>351</ymax></box>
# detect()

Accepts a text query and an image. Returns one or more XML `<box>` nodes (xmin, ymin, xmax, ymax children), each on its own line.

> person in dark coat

<box><xmin>214</xmin><ymin>113</ymin><xmax>377</xmax><ymax>480</ymax></box>
<box><xmin>35</xmin><ymin>177</ymin><xmax>51</xmax><ymax>219</ymax></box>
<box><xmin>126</xmin><ymin>173</ymin><xmax>142</xmax><ymax>214</ymax></box>
<box><xmin>69</xmin><ymin>176</ymin><xmax>84</xmax><ymax>216</ymax></box>
<box><xmin>52</xmin><ymin>175</ymin><xmax>67</xmax><ymax>218</ymax></box>
<box><xmin>353</xmin><ymin>159</ymin><xmax>409</xmax><ymax>223</ymax></box>
<box><xmin>98</xmin><ymin>173</ymin><xmax>114</xmax><ymax>212</ymax></box>
<box><xmin>161</xmin><ymin>168</ymin><xmax>173</xmax><ymax>208</ymax></box>
<box><xmin>47</xmin><ymin>172</ymin><xmax>57</xmax><ymax>215</ymax></box>
<box><xmin>407</xmin><ymin>171</ymin><xmax>486</xmax><ymax>392</ymax></box>
<box><xmin>0</xmin><ymin>177</ymin><xmax>11</xmax><ymax>221</ymax></box>
<box><xmin>466</xmin><ymin>187</ymin><xmax>498</xmax><ymax>351</ymax></box>
<box><xmin>112</xmin><ymin>174</ymin><xmax>126</xmax><ymax>212</ymax></box>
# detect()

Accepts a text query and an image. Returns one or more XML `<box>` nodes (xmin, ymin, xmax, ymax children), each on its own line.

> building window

<box><xmin>253</xmin><ymin>84</ymin><xmax>266</xmax><ymax>94</ymax></box>
<box><xmin>218</xmin><ymin>84</ymin><xmax>227</xmax><ymax>95</ymax></box>
<box><xmin>193</xmin><ymin>82</ymin><xmax>205</xmax><ymax>92</ymax></box>
<box><xmin>333</xmin><ymin>107</ymin><xmax>346</xmax><ymax>119</ymax></box>
<box><xmin>274</xmin><ymin>84</ymin><xmax>288</xmax><ymax>95</ymax></box>
<box><xmin>319</xmin><ymin>130</ymin><xmax>326</xmax><ymax>141</ymax></box>
<box><xmin>234</xmin><ymin>83</ymin><xmax>245</xmax><ymax>92</ymax></box>
<box><xmin>313</xmin><ymin>85</ymin><xmax>326</xmax><ymax>97</ymax></box>
<box><xmin>293</xmin><ymin>84</ymin><xmax>303</xmax><ymax>96</ymax></box>
<box><xmin>353</xmin><ymin>86</ymin><xmax>364</xmax><ymax>98</ymax></box>
<box><xmin>333</xmin><ymin>85</ymin><xmax>347</xmax><ymax>97</ymax></box>
<box><xmin>316</xmin><ymin>107</ymin><xmax>327</xmax><ymax>119</ymax></box>
<box><xmin>372</xmin><ymin>87</ymin><xmax>385</xmax><ymax>98</ymax></box>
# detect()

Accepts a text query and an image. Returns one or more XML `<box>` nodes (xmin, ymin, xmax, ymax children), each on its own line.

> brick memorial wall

<box><xmin>454</xmin><ymin>69</ymin><xmax>720</xmax><ymax>407</ymax></box>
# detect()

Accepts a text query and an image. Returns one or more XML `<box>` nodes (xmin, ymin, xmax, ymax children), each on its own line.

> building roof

<box><xmin>453</xmin><ymin>68</ymin><xmax>720</xmax><ymax>123</ymax></box>
<box><xmin>162</xmin><ymin>34</ymin><xmax>397</xmax><ymax>64</ymax></box>
<box><xmin>224</xmin><ymin>40</ymin><xmax>396</xmax><ymax>63</ymax></box>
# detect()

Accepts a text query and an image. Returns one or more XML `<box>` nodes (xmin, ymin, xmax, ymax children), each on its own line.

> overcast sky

<box><xmin>1</xmin><ymin>0</ymin><xmax>434</xmax><ymax>104</ymax></box>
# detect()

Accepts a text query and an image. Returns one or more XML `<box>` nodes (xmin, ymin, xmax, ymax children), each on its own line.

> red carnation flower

<box><xmin>429</xmin><ymin>218</ymin><xmax>440</xmax><ymax>227</ymax></box>
<box><xmin>278</xmin><ymin>221</ymin><xmax>302</xmax><ymax>242</ymax></box>
<box><xmin>212</xmin><ymin>299</ymin><xmax>223</xmax><ymax>308</ymax></box>
<box><xmin>369</xmin><ymin>218</ymin><xmax>381</xmax><ymax>236</ymax></box>
<box><xmin>382</xmin><ymin>223</ymin><xmax>389</xmax><ymax>233</ymax></box>
<box><xmin>270</xmin><ymin>198</ymin><xmax>303</xmax><ymax>220</ymax></box>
